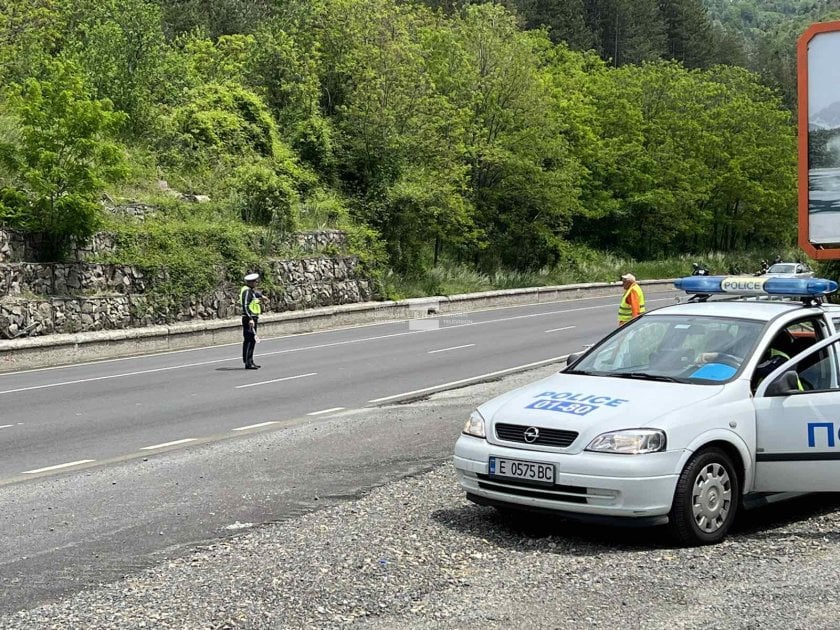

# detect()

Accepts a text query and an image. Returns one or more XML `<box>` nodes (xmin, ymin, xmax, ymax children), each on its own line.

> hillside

<box><xmin>0</xmin><ymin>0</ymin><xmax>808</xmax><ymax>297</ymax></box>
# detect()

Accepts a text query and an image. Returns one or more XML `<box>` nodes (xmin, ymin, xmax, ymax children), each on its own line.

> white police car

<box><xmin>454</xmin><ymin>275</ymin><xmax>840</xmax><ymax>545</ymax></box>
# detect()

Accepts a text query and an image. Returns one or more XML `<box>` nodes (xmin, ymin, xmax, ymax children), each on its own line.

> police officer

<box><xmin>618</xmin><ymin>273</ymin><xmax>646</xmax><ymax>326</ymax></box>
<box><xmin>753</xmin><ymin>332</ymin><xmax>803</xmax><ymax>391</ymax></box>
<box><xmin>240</xmin><ymin>272</ymin><xmax>264</xmax><ymax>369</ymax></box>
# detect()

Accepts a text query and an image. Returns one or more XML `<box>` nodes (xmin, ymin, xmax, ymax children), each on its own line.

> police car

<box><xmin>454</xmin><ymin>275</ymin><xmax>840</xmax><ymax>545</ymax></box>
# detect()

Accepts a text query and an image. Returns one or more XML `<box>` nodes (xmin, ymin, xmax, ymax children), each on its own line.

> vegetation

<box><xmin>0</xmin><ymin>0</ymin><xmax>829</xmax><ymax>299</ymax></box>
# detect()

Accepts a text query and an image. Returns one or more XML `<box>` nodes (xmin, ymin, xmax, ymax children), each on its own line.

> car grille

<box><xmin>476</xmin><ymin>474</ymin><xmax>588</xmax><ymax>503</ymax></box>
<box><xmin>494</xmin><ymin>423</ymin><xmax>578</xmax><ymax>448</ymax></box>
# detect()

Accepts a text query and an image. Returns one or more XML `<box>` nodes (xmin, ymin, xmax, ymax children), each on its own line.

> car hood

<box><xmin>478</xmin><ymin>373</ymin><xmax>725</xmax><ymax>451</ymax></box>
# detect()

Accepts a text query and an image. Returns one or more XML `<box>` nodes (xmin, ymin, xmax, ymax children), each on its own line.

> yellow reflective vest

<box><xmin>240</xmin><ymin>285</ymin><xmax>261</xmax><ymax>317</ymax></box>
<box><xmin>618</xmin><ymin>283</ymin><xmax>646</xmax><ymax>325</ymax></box>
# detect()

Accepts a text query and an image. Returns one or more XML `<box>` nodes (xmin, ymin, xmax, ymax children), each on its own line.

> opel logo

<box><xmin>524</xmin><ymin>427</ymin><xmax>540</xmax><ymax>443</ymax></box>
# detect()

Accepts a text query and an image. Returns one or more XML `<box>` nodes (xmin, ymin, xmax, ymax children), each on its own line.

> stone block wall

<box><xmin>0</xmin><ymin>254</ymin><xmax>373</xmax><ymax>338</ymax></box>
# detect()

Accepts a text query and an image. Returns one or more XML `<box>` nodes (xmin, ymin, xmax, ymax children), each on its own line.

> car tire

<box><xmin>668</xmin><ymin>447</ymin><xmax>740</xmax><ymax>546</ymax></box>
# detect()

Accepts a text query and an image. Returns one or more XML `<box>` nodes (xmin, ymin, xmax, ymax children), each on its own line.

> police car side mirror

<box><xmin>765</xmin><ymin>371</ymin><xmax>800</xmax><ymax>397</ymax></box>
<box><xmin>566</xmin><ymin>352</ymin><xmax>582</xmax><ymax>366</ymax></box>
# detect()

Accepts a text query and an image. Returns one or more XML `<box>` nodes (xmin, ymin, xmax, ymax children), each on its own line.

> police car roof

<box><xmin>651</xmin><ymin>299</ymin><xmax>823</xmax><ymax>321</ymax></box>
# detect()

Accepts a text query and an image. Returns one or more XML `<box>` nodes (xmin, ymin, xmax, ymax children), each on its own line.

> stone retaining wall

<box><xmin>0</xmin><ymin>255</ymin><xmax>372</xmax><ymax>338</ymax></box>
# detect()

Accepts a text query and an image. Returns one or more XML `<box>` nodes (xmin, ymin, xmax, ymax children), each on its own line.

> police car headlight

<box><xmin>586</xmin><ymin>429</ymin><xmax>666</xmax><ymax>454</ymax></box>
<box><xmin>463</xmin><ymin>411</ymin><xmax>486</xmax><ymax>439</ymax></box>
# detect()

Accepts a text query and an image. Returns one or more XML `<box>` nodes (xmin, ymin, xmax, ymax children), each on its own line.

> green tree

<box><xmin>0</xmin><ymin>62</ymin><xmax>127</xmax><ymax>260</ymax></box>
<box><xmin>659</xmin><ymin>0</ymin><xmax>715</xmax><ymax>67</ymax></box>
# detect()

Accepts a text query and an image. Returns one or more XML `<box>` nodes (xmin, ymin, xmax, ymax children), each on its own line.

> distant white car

<box><xmin>454</xmin><ymin>275</ymin><xmax>840</xmax><ymax>545</ymax></box>
<box><xmin>764</xmin><ymin>262</ymin><xmax>813</xmax><ymax>278</ymax></box>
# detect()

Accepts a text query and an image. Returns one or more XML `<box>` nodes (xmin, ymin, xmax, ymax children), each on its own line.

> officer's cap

<box><xmin>621</xmin><ymin>273</ymin><xmax>636</xmax><ymax>282</ymax></box>
<box><xmin>244</xmin><ymin>273</ymin><xmax>260</xmax><ymax>282</ymax></box>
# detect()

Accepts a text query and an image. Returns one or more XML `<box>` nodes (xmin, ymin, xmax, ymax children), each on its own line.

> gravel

<box><xmin>5</xmin><ymin>372</ymin><xmax>840</xmax><ymax>628</ymax></box>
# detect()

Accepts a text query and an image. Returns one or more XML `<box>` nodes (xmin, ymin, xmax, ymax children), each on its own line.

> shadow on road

<box><xmin>732</xmin><ymin>492</ymin><xmax>840</xmax><ymax>542</ymax></box>
<box><xmin>432</xmin><ymin>504</ymin><xmax>672</xmax><ymax>554</ymax></box>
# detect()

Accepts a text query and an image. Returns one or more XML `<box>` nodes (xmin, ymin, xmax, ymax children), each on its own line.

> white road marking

<box><xmin>428</xmin><ymin>344</ymin><xmax>475</xmax><ymax>354</ymax></box>
<box><xmin>22</xmin><ymin>459</ymin><xmax>95</xmax><ymax>474</ymax></box>
<box><xmin>0</xmin><ymin>297</ymin><xmax>674</xmax><ymax>396</ymax></box>
<box><xmin>307</xmin><ymin>407</ymin><xmax>345</xmax><ymax>416</ymax></box>
<box><xmin>140</xmin><ymin>438</ymin><xmax>197</xmax><ymax>450</ymax></box>
<box><xmin>235</xmin><ymin>372</ymin><xmax>318</xmax><ymax>390</ymax></box>
<box><xmin>232</xmin><ymin>421</ymin><xmax>279</xmax><ymax>431</ymax></box>
<box><xmin>545</xmin><ymin>326</ymin><xmax>576</xmax><ymax>333</ymax></box>
<box><xmin>0</xmin><ymin>357</ymin><xmax>236</xmax><ymax>396</ymax></box>
<box><xmin>368</xmin><ymin>355</ymin><xmax>569</xmax><ymax>403</ymax></box>
<box><xmin>0</xmin><ymin>287</ymin><xmax>679</xmax><ymax>378</ymax></box>
<box><xmin>0</xmin><ymin>424</ymin><xmax>14</xmax><ymax>429</ymax></box>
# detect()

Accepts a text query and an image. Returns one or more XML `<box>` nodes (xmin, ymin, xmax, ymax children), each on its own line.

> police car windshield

<box><xmin>568</xmin><ymin>315</ymin><xmax>764</xmax><ymax>384</ymax></box>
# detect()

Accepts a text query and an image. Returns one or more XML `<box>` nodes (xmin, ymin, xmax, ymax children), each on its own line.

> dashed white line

<box><xmin>0</xmin><ymin>297</ymin><xmax>674</xmax><ymax>396</ymax></box>
<box><xmin>235</xmin><ymin>372</ymin><xmax>318</xmax><ymax>390</ymax></box>
<box><xmin>140</xmin><ymin>438</ymin><xmax>197</xmax><ymax>450</ymax></box>
<box><xmin>368</xmin><ymin>355</ymin><xmax>569</xmax><ymax>404</ymax></box>
<box><xmin>232</xmin><ymin>421</ymin><xmax>279</xmax><ymax>431</ymax></box>
<box><xmin>22</xmin><ymin>460</ymin><xmax>95</xmax><ymax>474</ymax></box>
<box><xmin>0</xmin><ymin>424</ymin><xmax>14</xmax><ymax>429</ymax></box>
<box><xmin>428</xmin><ymin>344</ymin><xmax>475</xmax><ymax>354</ymax></box>
<box><xmin>545</xmin><ymin>326</ymin><xmax>577</xmax><ymax>333</ymax></box>
<box><xmin>307</xmin><ymin>407</ymin><xmax>345</xmax><ymax>416</ymax></box>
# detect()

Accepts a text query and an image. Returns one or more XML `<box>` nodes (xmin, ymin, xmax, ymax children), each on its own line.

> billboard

<box><xmin>799</xmin><ymin>21</ymin><xmax>840</xmax><ymax>259</ymax></box>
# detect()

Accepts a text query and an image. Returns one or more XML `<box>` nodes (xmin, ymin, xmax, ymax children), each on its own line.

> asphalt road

<box><xmin>0</xmin><ymin>288</ymin><xmax>679</xmax><ymax>614</ymax></box>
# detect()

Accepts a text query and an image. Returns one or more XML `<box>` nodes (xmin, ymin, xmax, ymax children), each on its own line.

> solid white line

<box><xmin>307</xmin><ymin>407</ymin><xmax>346</xmax><ymax>416</ymax></box>
<box><xmin>428</xmin><ymin>344</ymin><xmax>475</xmax><ymax>354</ymax></box>
<box><xmin>22</xmin><ymin>459</ymin><xmax>95</xmax><ymax>474</ymax></box>
<box><xmin>140</xmin><ymin>438</ymin><xmax>197</xmax><ymax>450</ymax></box>
<box><xmin>545</xmin><ymin>326</ymin><xmax>576</xmax><ymax>333</ymax></box>
<box><xmin>368</xmin><ymin>355</ymin><xmax>569</xmax><ymax>403</ymax></box>
<box><xmin>0</xmin><ymin>424</ymin><xmax>14</xmax><ymax>429</ymax></box>
<box><xmin>0</xmin><ymin>297</ymin><xmax>674</xmax><ymax>397</ymax></box>
<box><xmin>232</xmin><ymin>421</ymin><xmax>279</xmax><ymax>431</ymax></box>
<box><xmin>0</xmin><ymin>356</ymin><xmax>237</xmax><ymax>396</ymax></box>
<box><xmin>235</xmin><ymin>372</ymin><xmax>318</xmax><ymax>390</ymax></box>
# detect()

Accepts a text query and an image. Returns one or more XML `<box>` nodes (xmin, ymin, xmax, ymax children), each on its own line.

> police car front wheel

<box><xmin>669</xmin><ymin>447</ymin><xmax>740</xmax><ymax>546</ymax></box>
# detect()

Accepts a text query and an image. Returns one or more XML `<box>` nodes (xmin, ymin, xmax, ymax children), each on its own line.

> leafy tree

<box><xmin>447</xmin><ymin>5</ymin><xmax>586</xmax><ymax>269</ymax></box>
<box><xmin>62</xmin><ymin>0</ymin><xmax>166</xmax><ymax>136</ymax></box>
<box><xmin>0</xmin><ymin>62</ymin><xmax>127</xmax><ymax>260</ymax></box>
<box><xmin>158</xmin><ymin>0</ymin><xmax>275</xmax><ymax>39</ymax></box>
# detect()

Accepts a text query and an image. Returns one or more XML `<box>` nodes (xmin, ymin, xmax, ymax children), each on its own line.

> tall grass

<box><xmin>382</xmin><ymin>247</ymin><xmax>811</xmax><ymax>299</ymax></box>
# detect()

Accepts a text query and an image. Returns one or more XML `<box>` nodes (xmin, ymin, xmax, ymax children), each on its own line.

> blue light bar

<box><xmin>674</xmin><ymin>275</ymin><xmax>838</xmax><ymax>297</ymax></box>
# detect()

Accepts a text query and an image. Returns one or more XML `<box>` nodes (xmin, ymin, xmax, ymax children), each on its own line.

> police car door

<box><xmin>753</xmin><ymin>331</ymin><xmax>840</xmax><ymax>492</ymax></box>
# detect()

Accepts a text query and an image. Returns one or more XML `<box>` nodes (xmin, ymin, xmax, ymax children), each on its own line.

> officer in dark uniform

<box><xmin>240</xmin><ymin>273</ymin><xmax>264</xmax><ymax>369</ymax></box>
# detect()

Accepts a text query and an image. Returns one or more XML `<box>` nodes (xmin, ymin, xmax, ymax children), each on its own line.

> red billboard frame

<box><xmin>798</xmin><ymin>21</ymin><xmax>840</xmax><ymax>259</ymax></box>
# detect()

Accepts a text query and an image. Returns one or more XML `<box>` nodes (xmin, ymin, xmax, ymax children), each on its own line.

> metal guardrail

<box><xmin>0</xmin><ymin>279</ymin><xmax>675</xmax><ymax>373</ymax></box>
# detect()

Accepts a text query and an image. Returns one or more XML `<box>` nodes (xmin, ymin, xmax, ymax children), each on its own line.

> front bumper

<box><xmin>454</xmin><ymin>435</ymin><xmax>683</xmax><ymax>520</ymax></box>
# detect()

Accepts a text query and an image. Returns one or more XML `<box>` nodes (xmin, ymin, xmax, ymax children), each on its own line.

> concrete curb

<box><xmin>0</xmin><ymin>279</ymin><xmax>675</xmax><ymax>372</ymax></box>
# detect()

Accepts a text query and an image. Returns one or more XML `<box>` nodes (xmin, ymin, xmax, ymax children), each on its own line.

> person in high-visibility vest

<box><xmin>753</xmin><ymin>338</ymin><xmax>804</xmax><ymax>391</ymax></box>
<box><xmin>240</xmin><ymin>272</ymin><xmax>265</xmax><ymax>369</ymax></box>
<box><xmin>618</xmin><ymin>273</ymin><xmax>646</xmax><ymax>326</ymax></box>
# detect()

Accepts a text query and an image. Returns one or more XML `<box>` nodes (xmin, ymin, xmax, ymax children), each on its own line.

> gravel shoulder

<box><xmin>5</xmin><ymin>365</ymin><xmax>840</xmax><ymax>629</ymax></box>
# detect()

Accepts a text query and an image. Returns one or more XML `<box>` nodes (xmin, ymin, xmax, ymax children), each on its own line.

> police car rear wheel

<box><xmin>669</xmin><ymin>447</ymin><xmax>740</xmax><ymax>546</ymax></box>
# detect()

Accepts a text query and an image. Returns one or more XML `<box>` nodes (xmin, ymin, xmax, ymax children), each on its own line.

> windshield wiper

<box><xmin>612</xmin><ymin>372</ymin><xmax>682</xmax><ymax>383</ymax></box>
<box><xmin>564</xmin><ymin>369</ymin><xmax>598</xmax><ymax>376</ymax></box>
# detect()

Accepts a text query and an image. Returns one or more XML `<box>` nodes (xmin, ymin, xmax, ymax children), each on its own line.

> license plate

<box><xmin>489</xmin><ymin>457</ymin><xmax>554</xmax><ymax>486</ymax></box>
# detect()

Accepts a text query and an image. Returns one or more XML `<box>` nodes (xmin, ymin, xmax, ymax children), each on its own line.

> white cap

<box><xmin>621</xmin><ymin>273</ymin><xmax>636</xmax><ymax>282</ymax></box>
<box><xmin>244</xmin><ymin>273</ymin><xmax>259</xmax><ymax>282</ymax></box>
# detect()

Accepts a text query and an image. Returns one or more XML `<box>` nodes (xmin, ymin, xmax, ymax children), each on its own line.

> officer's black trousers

<box><xmin>242</xmin><ymin>316</ymin><xmax>258</xmax><ymax>366</ymax></box>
